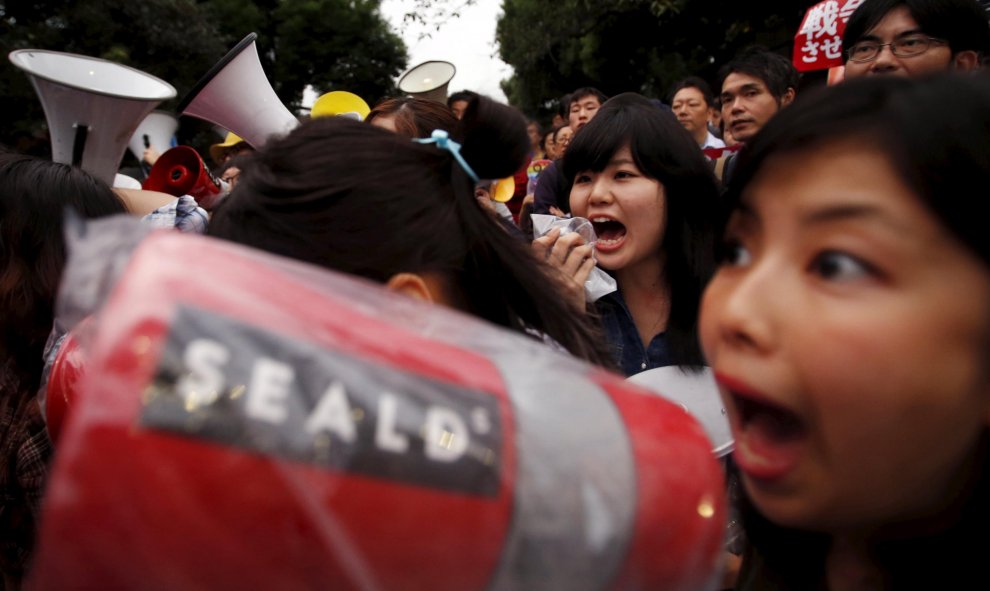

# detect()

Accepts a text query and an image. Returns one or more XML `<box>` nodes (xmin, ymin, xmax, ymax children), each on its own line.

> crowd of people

<box><xmin>3</xmin><ymin>0</ymin><xmax>990</xmax><ymax>589</ymax></box>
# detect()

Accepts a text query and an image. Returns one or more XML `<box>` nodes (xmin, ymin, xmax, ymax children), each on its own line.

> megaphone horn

<box><xmin>8</xmin><ymin>49</ymin><xmax>176</xmax><ymax>186</ymax></box>
<box><xmin>142</xmin><ymin>146</ymin><xmax>226</xmax><ymax>210</ymax></box>
<box><xmin>398</xmin><ymin>61</ymin><xmax>456</xmax><ymax>104</ymax></box>
<box><xmin>128</xmin><ymin>110</ymin><xmax>179</xmax><ymax>165</ymax></box>
<box><xmin>178</xmin><ymin>33</ymin><xmax>298</xmax><ymax>150</ymax></box>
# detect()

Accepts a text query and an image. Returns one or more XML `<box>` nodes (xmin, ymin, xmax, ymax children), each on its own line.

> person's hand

<box><xmin>532</xmin><ymin>227</ymin><xmax>595</xmax><ymax>310</ymax></box>
<box><xmin>143</xmin><ymin>147</ymin><xmax>161</xmax><ymax>166</ymax></box>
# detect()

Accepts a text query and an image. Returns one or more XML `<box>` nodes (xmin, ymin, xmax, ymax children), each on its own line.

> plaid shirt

<box><xmin>0</xmin><ymin>357</ymin><xmax>52</xmax><ymax>581</ymax></box>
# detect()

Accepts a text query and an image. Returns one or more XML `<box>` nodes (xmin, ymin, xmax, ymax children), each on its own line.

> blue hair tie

<box><xmin>414</xmin><ymin>129</ymin><xmax>480</xmax><ymax>183</ymax></box>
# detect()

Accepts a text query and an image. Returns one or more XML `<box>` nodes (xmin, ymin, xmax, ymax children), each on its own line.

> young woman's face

<box><xmin>700</xmin><ymin>142</ymin><xmax>990</xmax><ymax>534</ymax></box>
<box><xmin>569</xmin><ymin>145</ymin><xmax>666</xmax><ymax>274</ymax></box>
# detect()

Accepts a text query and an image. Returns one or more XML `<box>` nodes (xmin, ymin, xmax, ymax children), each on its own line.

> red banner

<box><xmin>793</xmin><ymin>0</ymin><xmax>867</xmax><ymax>72</ymax></box>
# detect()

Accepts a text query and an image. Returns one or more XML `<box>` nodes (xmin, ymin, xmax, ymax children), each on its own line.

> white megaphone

<box><xmin>127</xmin><ymin>110</ymin><xmax>178</xmax><ymax>166</ymax></box>
<box><xmin>8</xmin><ymin>49</ymin><xmax>176</xmax><ymax>187</ymax></box>
<box><xmin>178</xmin><ymin>33</ymin><xmax>298</xmax><ymax>150</ymax></box>
<box><xmin>398</xmin><ymin>61</ymin><xmax>456</xmax><ymax>104</ymax></box>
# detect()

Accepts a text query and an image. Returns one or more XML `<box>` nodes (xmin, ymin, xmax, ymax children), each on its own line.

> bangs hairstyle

<box><xmin>723</xmin><ymin>73</ymin><xmax>990</xmax><ymax>267</ymax></box>
<box><xmin>843</xmin><ymin>0</ymin><xmax>990</xmax><ymax>57</ymax></box>
<box><xmin>561</xmin><ymin>92</ymin><xmax>722</xmax><ymax>368</ymax></box>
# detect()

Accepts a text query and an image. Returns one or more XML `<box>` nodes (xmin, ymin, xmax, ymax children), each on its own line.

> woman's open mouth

<box><xmin>717</xmin><ymin>374</ymin><xmax>808</xmax><ymax>482</ymax></box>
<box><xmin>590</xmin><ymin>217</ymin><xmax>626</xmax><ymax>250</ymax></box>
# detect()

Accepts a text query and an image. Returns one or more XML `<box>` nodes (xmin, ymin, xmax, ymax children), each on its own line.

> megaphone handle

<box><xmin>72</xmin><ymin>123</ymin><xmax>90</xmax><ymax>167</ymax></box>
<box><xmin>143</xmin><ymin>134</ymin><xmax>151</xmax><ymax>149</ymax></box>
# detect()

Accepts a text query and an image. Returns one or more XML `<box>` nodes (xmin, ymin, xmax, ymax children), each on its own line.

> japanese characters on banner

<box><xmin>793</xmin><ymin>0</ymin><xmax>866</xmax><ymax>72</ymax></box>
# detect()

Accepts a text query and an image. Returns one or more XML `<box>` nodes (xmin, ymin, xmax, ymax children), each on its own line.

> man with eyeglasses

<box><xmin>843</xmin><ymin>0</ymin><xmax>990</xmax><ymax>79</ymax></box>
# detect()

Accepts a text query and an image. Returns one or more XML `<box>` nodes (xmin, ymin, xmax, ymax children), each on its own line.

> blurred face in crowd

<box><xmin>221</xmin><ymin>144</ymin><xmax>252</xmax><ymax>165</ymax></box>
<box><xmin>527</xmin><ymin>122</ymin><xmax>542</xmax><ymax>150</ymax></box>
<box><xmin>720</xmin><ymin>73</ymin><xmax>794</xmax><ymax>143</ymax></box>
<box><xmin>569</xmin><ymin>94</ymin><xmax>602</xmax><ymax>131</ymax></box>
<box><xmin>843</xmin><ymin>6</ymin><xmax>968</xmax><ymax>79</ymax></box>
<box><xmin>700</xmin><ymin>141</ymin><xmax>990</xmax><ymax>534</ymax></box>
<box><xmin>554</xmin><ymin>126</ymin><xmax>573</xmax><ymax>158</ymax></box>
<box><xmin>543</xmin><ymin>131</ymin><xmax>556</xmax><ymax>159</ymax></box>
<box><xmin>220</xmin><ymin>166</ymin><xmax>241</xmax><ymax>189</ymax></box>
<box><xmin>709</xmin><ymin>106</ymin><xmax>722</xmax><ymax>131</ymax></box>
<box><xmin>672</xmin><ymin>86</ymin><xmax>713</xmax><ymax>146</ymax></box>
<box><xmin>450</xmin><ymin>100</ymin><xmax>469</xmax><ymax>120</ymax></box>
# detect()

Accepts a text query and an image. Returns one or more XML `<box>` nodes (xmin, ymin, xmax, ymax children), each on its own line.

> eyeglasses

<box><xmin>846</xmin><ymin>35</ymin><xmax>947</xmax><ymax>63</ymax></box>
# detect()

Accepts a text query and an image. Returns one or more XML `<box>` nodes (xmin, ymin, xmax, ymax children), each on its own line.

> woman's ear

<box><xmin>385</xmin><ymin>272</ymin><xmax>436</xmax><ymax>303</ymax></box>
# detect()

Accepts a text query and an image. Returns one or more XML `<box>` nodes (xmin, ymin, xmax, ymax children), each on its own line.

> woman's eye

<box><xmin>720</xmin><ymin>240</ymin><xmax>752</xmax><ymax>267</ymax></box>
<box><xmin>810</xmin><ymin>251</ymin><xmax>872</xmax><ymax>281</ymax></box>
<box><xmin>615</xmin><ymin>170</ymin><xmax>636</xmax><ymax>179</ymax></box>
<box><xmin>574</xmin><ymin>173</ymin><xmax>592</xmax><ymax>184</ymax></box>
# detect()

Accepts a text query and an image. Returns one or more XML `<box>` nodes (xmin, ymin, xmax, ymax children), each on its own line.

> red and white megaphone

<box><xmin>30</xmin><ymin>228</ymin><xmax>728</xmax><ymax>591</ymax></box>
<box><xmin>178</xmin><ymin>33</ymin><xmax>298</xmax><ymax>150</ymax></box>
<box><xmin>141</xmin><ymin>145</ymin><xmax>226</xmax><ymax>210</ymax></box>
<box><xmin>8</xmin><ymin>48</ymin><xmax>176</xmax><ymax>186</ymax></box>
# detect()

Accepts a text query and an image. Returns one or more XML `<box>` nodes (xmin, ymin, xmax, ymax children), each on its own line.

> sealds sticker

<box><xmin>141</xmin><ymin>305</ymin><xmax>502</xmax><ymax>496</ymax></box>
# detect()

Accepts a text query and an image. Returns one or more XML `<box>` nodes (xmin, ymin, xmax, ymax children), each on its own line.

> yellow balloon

<box><xmin>311</xmin><ymin>91</ymin><xmax>371</xmax><ymax>121</ymax></box>
<box><xmin>492</xmin><ymin>176</ymin><xmax>515</xmax><ymax>203</ymax></box>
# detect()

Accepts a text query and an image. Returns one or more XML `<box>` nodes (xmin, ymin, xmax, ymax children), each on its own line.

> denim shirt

<box><xmin>594</xmin><ymin>290</ymin><xmax>676</xmax><ymax>377</ymax></box>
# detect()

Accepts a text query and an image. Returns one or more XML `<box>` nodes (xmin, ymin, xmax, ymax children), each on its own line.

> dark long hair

<box><xmin>0</xmin><ymin>150</ymin><xmax>126</xmax><ymax>386</ymax></box>
<box><xmin>723</xmin><ymin>73</ymin><xmax>990</xmax><ymax>588</ymax></box>
<box><xmin>561</xmin><ymin>92</ymin><xmax>722</xmax><ymax>368</ymax></box>
<box><xmin>208</xmin><ymin>96</ymin><xmax>615</xmax><ymax>368</ymax></box>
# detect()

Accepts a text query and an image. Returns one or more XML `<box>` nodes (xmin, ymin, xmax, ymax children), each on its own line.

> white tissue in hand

<box><xmin>532</xmin><ymin>214</ymin><xmax>617</xmax><ymax>303</ymax></box>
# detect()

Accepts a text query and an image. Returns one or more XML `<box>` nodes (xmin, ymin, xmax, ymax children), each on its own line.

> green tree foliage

<box><xmin>497</xmin><ymin>0</ymin><xmax>816</xmax><ymax>117</ymax></box>
<box><xmin>0</xmin><ymin>0</ymin><xmax>406</xmax><ymax>156</ymax></box>
<box><xmin>270</xmin><ymin>0</ymin><xmax>407</xmax><ymax>109</ymax></box>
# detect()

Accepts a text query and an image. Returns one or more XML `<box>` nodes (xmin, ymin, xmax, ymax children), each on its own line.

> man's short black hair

<box><xmin>717</xmin><ymin>47</ymin><xmax>799</xmax><ymax>101</ymax></box>
<box><xmin>843</xmin><ymin>0</ymin><xmax>990</xmax><ymax>59</ymax></box>
<box><xmin>566</xmin><ymin>87</ymin><xmax>608</xmax><ymax>111</ymax></box>
<box><xmin>668</xmin><ymin>76</ymin><xmax>716</xmax><ymax>107</ymax></box>
<box><xmin>447</xmin><ymin>90</ymin><xmax>479</xmax><ymax>107</ymax></box>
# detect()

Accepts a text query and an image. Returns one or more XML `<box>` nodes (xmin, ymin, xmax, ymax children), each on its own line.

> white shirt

<box><xmin>702</xmin><ymin>130</ymin><xmax>726</xmax><ymax>150</ymax></box>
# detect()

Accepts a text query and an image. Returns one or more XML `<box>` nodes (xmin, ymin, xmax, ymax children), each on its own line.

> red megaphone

<box><xmin>142</xmin><ymin>145</ymin><xmax>226</xmax><ymax>210</ymax></box>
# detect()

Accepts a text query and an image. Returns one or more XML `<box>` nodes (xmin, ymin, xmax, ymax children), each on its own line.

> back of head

<box><xmin>367</xmin><ymin>97</ymin><xmax>459</xmax><ymax>139</ymax></box>
<box><xmin>446</xmin><ymin>90</ymin><xmax>479</xmax><ymax>108</ymax></box>
<box><xmin>208</xmin><ymin>95</ymin><xmax>615</xmax><ymax>366</ymax></box>
<box><xmin>0</xmin><ymin>150</ymin><xmax>125</xmax><ymax>379</ymax></box>
<box><xmin>562</xmin><ymin>93</ymin><xmax>721</xmax><ymax>367</ymax></box>
<box><xmin>717</xmin><ymin>46</ymin><xmax>800</xmax><ymax>100</ymax></box>
<box><xmin>725</xmin><ymin>73</ymin><xmax>990</xmax><ymax>267</ymax></box>
<box><xmin>844</xmin><ymin>0</ymin><xmax>990</xmax><ymax>56</ymax></box>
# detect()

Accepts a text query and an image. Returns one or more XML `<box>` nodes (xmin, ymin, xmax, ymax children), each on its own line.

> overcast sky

<box><xmin>378</xmin><ymin>0</ymin><xmax>513</xmax><ymax>103</ymax></box>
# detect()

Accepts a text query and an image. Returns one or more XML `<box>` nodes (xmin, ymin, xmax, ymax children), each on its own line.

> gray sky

<box><xmin>379</xmin><ymin>0</ymin><xmax>513</xmax><ymax>103</ymax></box>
